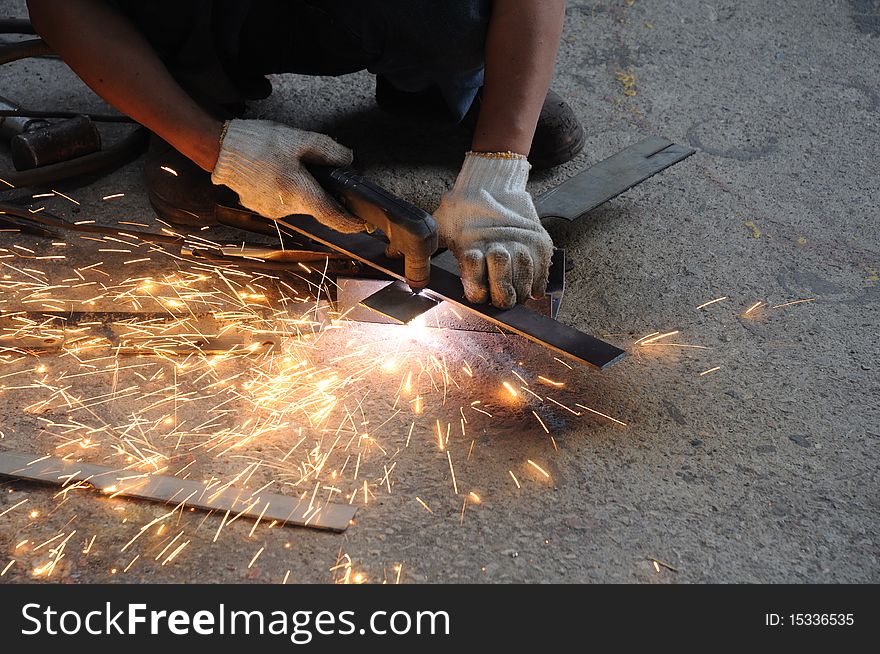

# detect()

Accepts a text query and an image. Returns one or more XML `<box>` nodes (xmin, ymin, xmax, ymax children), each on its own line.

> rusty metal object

<box><xmin>10</xmin><ymin>114</ymin><xmax>102</xmax><ymax>171</ymax></box>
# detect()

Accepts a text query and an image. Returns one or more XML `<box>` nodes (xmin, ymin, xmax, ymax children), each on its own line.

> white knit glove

<box><xmin>434</xmin><ymin>153</ymin><xmax>554</xmax><ymax>309</ymax></box>
<box><xmin>211</xmin><ymin>119</ymin><xmax>363</xmax><ymax>233</ymax></box>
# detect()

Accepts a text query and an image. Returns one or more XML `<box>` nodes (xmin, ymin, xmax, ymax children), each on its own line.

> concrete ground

<box><xmin>0</xmin><ymin>0</ymin><xmax>877</xmax><ymax>584</ymax></box>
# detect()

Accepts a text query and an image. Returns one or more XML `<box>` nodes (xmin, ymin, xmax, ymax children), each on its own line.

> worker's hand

<box><xmin>434</xmin><ymin>152</ymin><xmax>553</xmax><ymax>309</ymax></box>
<box><xmin>211</xmin><ymin>119</ymin><xmax>363</xmax><ymax>233</ymax></box>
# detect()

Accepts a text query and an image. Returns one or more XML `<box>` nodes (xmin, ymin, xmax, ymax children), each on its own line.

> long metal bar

<box><xmin>0</xmin><ymin>451</ymin><xmax>356</xmax><ymax>532</ymax></box>
<box><xmin>534</xmin><ymin>136</ymin><xmax>696</xmax><ymax>221</ymax></box>
<box><xmin>276</xmin><ymin>215</ymin><xmax>625</xmax><ymax>369</ymax></box>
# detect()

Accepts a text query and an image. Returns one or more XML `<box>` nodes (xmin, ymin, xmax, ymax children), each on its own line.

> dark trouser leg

<box><xmin>335</xmin><ymin>1</ymin><xmax>584</xmax><ymax>167</ymax></box>
<box><xmin>237</xmin><ymin>1</ymin><xmax>375</xmax><ymax>77</ymax></box>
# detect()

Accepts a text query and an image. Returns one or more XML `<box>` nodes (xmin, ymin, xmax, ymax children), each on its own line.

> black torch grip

<box><xmin>307</xmin><ymin>165</ymin><xmax>438</xmax><ymax>290</ymax></box>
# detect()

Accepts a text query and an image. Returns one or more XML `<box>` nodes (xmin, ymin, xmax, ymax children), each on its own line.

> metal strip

<box><xmin>431</xmin><ymin>248</ymin><xmax>566</xmax><ymax>320</ymax></box>
<box><xmin>0</xmin><ymin>451</ymin><xmax>355</xmax><ymax>532</ymax></box>
<box><xmin>276</xmin><ymin>215</ymin><xmax>625</xmax><ymax>369</ymax></box>
<box><xmin>534</xmin><ymin>136</ymin><xmax>696</xmax><ymax>221</ymax></box>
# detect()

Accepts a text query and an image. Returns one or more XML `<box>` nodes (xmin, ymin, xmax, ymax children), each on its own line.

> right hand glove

<box><xmin>211</xmin><ymin>119</ymin><xmax>363</xmax><ymax>233</ymax></box>
<box><xmin>433</xmin><ymin>152</ymin><xmax>554</xmax><ymax>309</ymax></box>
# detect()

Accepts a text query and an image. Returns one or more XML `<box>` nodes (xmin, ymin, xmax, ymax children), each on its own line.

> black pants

<box><xmin>115</xmin><ymin>0</ymin><xmax>491</xmax><ymax>118</ymax></box>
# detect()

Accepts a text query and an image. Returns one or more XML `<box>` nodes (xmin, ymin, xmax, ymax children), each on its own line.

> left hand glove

<box><xmin>211</xmin><ymin>119</ymin><xmax>363</xmax><ymax>233</ymax></box>
<box><xmin>433</xmin><ymin>152</ymin><xmax>554</xmax><ymax>309</ymax></box>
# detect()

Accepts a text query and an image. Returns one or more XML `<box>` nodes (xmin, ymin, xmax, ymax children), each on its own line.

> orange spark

<box><xmin>526</xmin><ymin>459</ymin><xmax>550</xmax><ymax>479</ymax></box>
<box><xmin>639</xmin><ymin>330</ymin><xmax>679</xmax><ymax>345</ymax></box>
<box><xmin>696</xmin><ymin>296</ymin><xmax>728</xmax><ymax>310</ymax></box>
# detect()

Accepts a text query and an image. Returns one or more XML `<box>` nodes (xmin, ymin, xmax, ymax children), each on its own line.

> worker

<box><xmin>26</xmin><ymin>0</ymin><xmax>584</xmax><ymax>309</ymax></box>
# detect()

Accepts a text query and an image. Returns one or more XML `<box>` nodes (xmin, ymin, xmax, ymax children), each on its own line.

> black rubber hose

<box><xmin>0</xmin><ymin>19</ymin><xmax>36</xmax><ymax>35</ymax></box>
<box><xmin>0</xmin><ymin>109</ymin><xmax>134</xmax><ymax>123</ymax></box>
<box><xmin>0</xmin><ymin>200</ymin><xmax>183</xmax><ymax>245</ymax></box>
<box><xmin>0</xmin><ymin>38</ymin><xmax>53</xmax><ymax>65</ymax></box>
<box><xmin>0</xmin><ymin>126</ymin><xmax>150</xmax><ymax>191</ymax></box>
<box><xmin>0</xmin><ymin>213</ymin><xmax>59</xmax><ymax>237</ymax></box>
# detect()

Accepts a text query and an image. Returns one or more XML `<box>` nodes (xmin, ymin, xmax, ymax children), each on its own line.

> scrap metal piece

<box><xmin>0</xmin><ymin>451</ymin><xmax>355</xmax><ymax>532</ymax></box>
<box><xmin>359</xmin><ymin>281</ymin><xmax>440</xmax><ymax>324</ymax></box>
<box><xmin>534</xmin><ymin>136</ymin><xmax>696</xmax><ymax>221</ymax></box>
<box><xmin>338</xmin><ymin>249</ymin><xmax>565</xmax><ymax>330</ymax></box>
<box><xmin>276</xmin><ymin>214</ymin><xmax>624</xmax><ymax>369</ymax></box>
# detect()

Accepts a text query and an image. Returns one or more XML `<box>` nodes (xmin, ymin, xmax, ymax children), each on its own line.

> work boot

<box><xmin>526</xmin><ymin>89</ymin><xmax>586</xmax><ymax>169</ymax></box>
<box><xmin>375</xmin><ymin>77</ymin><xmax>585</xmax><ymax>169</ymax></box>
<box><xmin>144</xmin><ymin>135</ymin><xmax>218</xmax><ymax>227</ymax></box>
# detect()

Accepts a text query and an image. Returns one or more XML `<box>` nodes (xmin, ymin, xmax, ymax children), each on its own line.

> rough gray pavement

<box><xmin>0</xmin><ymin>0</ymin><xmax>877</xmax><ymax>584</ymax></box>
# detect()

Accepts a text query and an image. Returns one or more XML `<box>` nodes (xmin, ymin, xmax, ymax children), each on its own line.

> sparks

<box><xmin>50</xmin><ymin>189</ymin><xmax>80</xmax><ymax>205</ymax></box>
<box><xmin>247</xmin><ymin>546</ymin><xmax>264</xmax><ymax>569</ymax></box>
<box><xmin>526</xmin><ymin>459</ymin><xmax>550</xmax><ymax>479</ymax></box>
<box><xmin>532</xmin><ymin>410</ymin><xmax>550</xmax><ymax>434</ymax></box>
<box><xmin>638</xmin><ymin>330</ymin><xmax>679</xmax><ymax>346</ymax></box>
<box><xmin>575</xmin><ymin>404</ymin><xmax>628</xmax><ymax>426</ymax></box>
<box><xmin>447</xmin><ymin>450</ymin><xmax>459</xmax><ymax>495</ymax></box>
<box><xmin>696</xmin><ymin>296</ymin><xmax>728</xmax><ymax>310</ymax></box>
<box><xmin>771</xmin><ymin>298</ymin><xmax>815</xmax><ymax>309</ymax></box>
<box><xmin>0</xmin><ymin>498</ymin><xmax>28</xmax><ymax>519</ymax></box>
<box><xmin>436</xmin><ymin>419</ymin><xmax>445</xmax><ymax>451</ymax></box>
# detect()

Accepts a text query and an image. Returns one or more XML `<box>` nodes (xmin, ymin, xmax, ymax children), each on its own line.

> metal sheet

<box><xmin>0</xmin><ymin>451</ymin><xmax>355</xmax><ymax>532</ymax></box>
<box><xmin>359</xmin><ymin>281</ymin><xmax>440</xmax><ymax>324</ymax></box>
<box><xmin>431</xmin><ymin>248</ymin><xmax>566</xmax><ymax>321</ymax></box>
<box><xmin>356</xmin><ymin>249</ymin><xmax>564</xmax><ymax>325</ymax></box>
<box><xmin>275</xmin><ymin>215</ymin><xmax>625</xmax><ymax>369</ymax></box>
<box><xmin>534</xmin><ymin>136</ymin><xmax>696</xmax><ymax>221</ymax></box>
